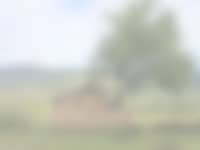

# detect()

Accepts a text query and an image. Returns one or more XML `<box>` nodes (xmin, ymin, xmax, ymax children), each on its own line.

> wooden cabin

<box><xmin>52</xmin><ymin>85</ymin><xmax>133</xmax><ymax>129</ymax></box>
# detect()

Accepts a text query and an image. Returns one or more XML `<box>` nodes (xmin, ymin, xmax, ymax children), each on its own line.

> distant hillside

<box><xmin>0</xmin><ymin>66</ymin><xmax>86</xmax><ymax>87</ymax></box>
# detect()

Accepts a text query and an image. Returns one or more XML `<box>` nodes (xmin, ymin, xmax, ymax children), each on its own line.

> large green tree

<box><xmin>93</xmin><ymin>0</ymin><xmax>192</xmax><ymax>91</ymax></box>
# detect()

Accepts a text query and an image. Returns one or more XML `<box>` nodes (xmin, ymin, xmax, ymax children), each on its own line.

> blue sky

<box><xmin>0</xmin><ymin>0</ymin><xmax>199</xmax><ymax>69</ymax></box>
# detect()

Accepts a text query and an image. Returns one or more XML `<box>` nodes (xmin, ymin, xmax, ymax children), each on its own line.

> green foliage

<box><xmin>94</xmin><ymin>0</ymin><xmax>192</xmax><ymax>91</ymax></box>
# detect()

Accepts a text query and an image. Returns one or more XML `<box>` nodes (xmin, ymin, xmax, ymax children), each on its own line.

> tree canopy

<box><xmin>93</xmin><ymin>0</ymin><xmax>192</xmax><ymax>92</ymax></box>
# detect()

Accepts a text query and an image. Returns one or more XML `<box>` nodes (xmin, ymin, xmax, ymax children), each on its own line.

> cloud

<box><xmin>0</xmin><ymin>0</ymin><xmax>199</xmax><ymax>68</ymax></box>
<box><xmin>162</xmin><ymin>0</ymin><xmax>200</xmax><ymax>66</ymax></box>
<box><xmin>0</xmin><ymin>0</ymin><xmax>128</xmax><ymax>68</ymax></box>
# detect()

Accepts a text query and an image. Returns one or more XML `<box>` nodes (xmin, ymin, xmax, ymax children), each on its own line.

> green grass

<box><xmin>1</xmin><ymin>129</ymin><xmax>200</xmax><ymax>150</ymax></box>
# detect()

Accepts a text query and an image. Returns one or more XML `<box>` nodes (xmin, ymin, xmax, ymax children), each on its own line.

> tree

<box><xmin>91</xmin><ymin>0</ymin><xmax>192</xmax><ymax>107</ymax></box>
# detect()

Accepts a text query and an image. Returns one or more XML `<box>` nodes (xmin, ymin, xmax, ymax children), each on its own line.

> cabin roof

<box><xmin>54</xmin><ymin>83</ymin><xmax>111</xmax><ymax>106</ymax></box>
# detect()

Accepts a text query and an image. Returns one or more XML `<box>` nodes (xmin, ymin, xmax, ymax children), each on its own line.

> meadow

<box><xmin>0</xmin><ymin>70</ymin><xmax>200</xmax><ymax>150</ymax></box>
<box><xmin>1</xmin><ymin>128</ymin><xmax>200</xmax><ymax>150</ymax></box>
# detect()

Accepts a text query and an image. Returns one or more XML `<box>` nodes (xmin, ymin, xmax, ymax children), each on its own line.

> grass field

<box><xmin>0</xmin><ymin>71</ymin><xmax>200</xmax><ymax>150</ymax></box>
<box><xmin>1</xmin><ymin>129</ymin><xmax>200</xmax><ymax>150</ymax></box>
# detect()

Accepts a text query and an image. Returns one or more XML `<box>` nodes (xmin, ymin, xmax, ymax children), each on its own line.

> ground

<box><xmin>1</xmin><ymin>129</ymin><xmax>200</xmax><ymax>150</ymax></box>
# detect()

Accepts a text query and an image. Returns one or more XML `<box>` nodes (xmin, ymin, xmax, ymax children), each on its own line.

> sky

<box><xmin>0</xmin><ymin>0</ymin><xmax>199</xmax><ymax>69</ymax></box>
